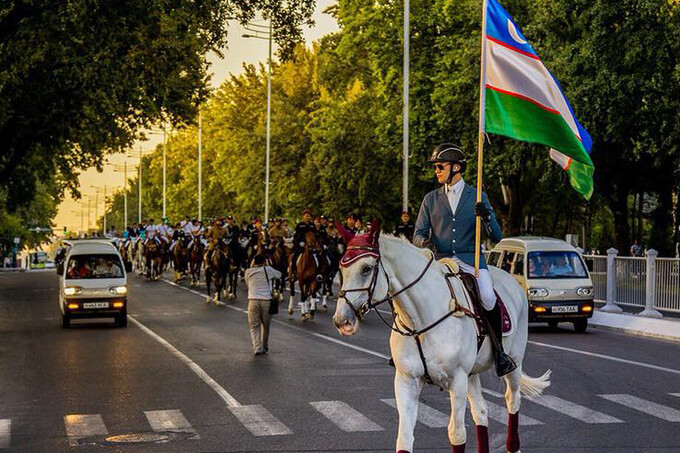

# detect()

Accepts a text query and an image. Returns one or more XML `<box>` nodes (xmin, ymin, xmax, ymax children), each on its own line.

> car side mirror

<box><xmin>56</xmin><ymin>263</ymin><xmax>64</xmax><ymax>275</ymax></box>
<box><xmin>125</xmin><ymin>261</ymin><xmax>132</xmax><ymax>273</ymax></box>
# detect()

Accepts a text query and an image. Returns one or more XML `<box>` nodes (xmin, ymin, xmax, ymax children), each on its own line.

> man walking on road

<box><xmin>245</xmin><ymin>254</ymin><xmax>281</xmax><ymax>356</ymax></box>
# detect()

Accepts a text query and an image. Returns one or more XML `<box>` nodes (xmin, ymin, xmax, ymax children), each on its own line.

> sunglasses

<box><xmin>433</xmin><ymin>163</ymin><xmax>449</xmax><ymax>171</ymax></box>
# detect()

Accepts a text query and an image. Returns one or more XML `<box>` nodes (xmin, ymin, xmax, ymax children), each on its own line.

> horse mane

<box><xmin>379</xmin><ymin>234</ymin><xmax>441</xmax><ymax>274</ymax></box>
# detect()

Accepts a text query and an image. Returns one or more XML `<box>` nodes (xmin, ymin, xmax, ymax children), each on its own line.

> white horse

<box><xmin>332</xmin><ymin>224</ymin><xmax>550</xmax><ymax>453</ymax></box>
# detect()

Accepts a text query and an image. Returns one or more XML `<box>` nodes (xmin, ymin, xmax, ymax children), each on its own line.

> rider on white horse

<box><xmin>413</xmin><ymin>143</ymin><xmax>516</xmax><ymax>376</ymax></box>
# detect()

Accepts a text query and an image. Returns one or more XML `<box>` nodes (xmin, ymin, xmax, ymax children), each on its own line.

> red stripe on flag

<box><xmin>486</xmin><ymin>36</ymin><xmax>540</xmax><ymax>60</ymax></box>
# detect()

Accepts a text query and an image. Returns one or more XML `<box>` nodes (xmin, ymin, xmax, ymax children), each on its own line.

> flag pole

<box><xmin>474</xmin><ymin>0</ymin><xmax>489</xmax><ymax>278</ymax></box>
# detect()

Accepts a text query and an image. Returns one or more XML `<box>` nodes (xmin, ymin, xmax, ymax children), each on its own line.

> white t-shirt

<box><xmin>245</xmin><ymin>266</ymin><xmax>282</xmax><ymax>300</ymax></box>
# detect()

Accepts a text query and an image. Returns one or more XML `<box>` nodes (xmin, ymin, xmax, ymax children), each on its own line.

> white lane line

<box><xmin>64</xmin><ymin>414</ymin><xmax>108</xmax><ymax>446</ymax></box>
<box><xmin>599</xmin><ymin>394</ymin><xmax>680</xmax><ymax>422</ymax></box>
<box><xmin>230</xmin><ymin>405</ymin><xmax>293</xmax><ymax>436</ymax></box>
<box><xmin>670</xmin><ymin>393</ymin><xmax>680</xmax><ymax>398</ymax></box>
<box><xmin>160</xmin><ymin>278</ymin><xmax>391</xmax><ymax>360</ymax></box>
<box><xmin>381</xmin><ymin>398</ymin><xmax>448</xmax><ymax>428</ymax></box>
<box><xmin>129</xmin><ymin>316</ymin><xmax>241</xmax><ymax>408</ymax></box>
<box><xmin>482</xmin><ymin>389</ymin><xmax>543</xmax><ymax>426</ymax></box>
<box><xmin>310</xmin><ymin>401</ymin><xmax>383</xmax><ymax>432</ymax></box>
<box><xmin>0</xmin><ymin>419</ymin><xmax>10</xmax><ymax>449</ymax></box>
<box><xmin>528</xmin><ymin>341</ymin><xmax>680</xmax><ymax>376</ymax></box>
<box><xmin>144</xmin><ymin>410</ymin><xmax>199</xmax><ymax>438</ymax></box>
<box><xmin>529</xmin><ymin>395</ymin><xmax>623</xmax><ymax>424</ymax></box>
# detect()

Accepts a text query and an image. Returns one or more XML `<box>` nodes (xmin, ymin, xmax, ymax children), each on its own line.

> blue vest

<box><xmin>413</xmin><ymin>183</ymin><xmax>502</xmax><ymax>269</ymax></box>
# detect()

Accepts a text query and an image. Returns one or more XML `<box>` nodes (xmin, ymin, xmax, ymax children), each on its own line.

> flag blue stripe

<box><xmin>486</xmin><ymin>0</ymin><xmax>538</xmax><ymax>58</ymax></box>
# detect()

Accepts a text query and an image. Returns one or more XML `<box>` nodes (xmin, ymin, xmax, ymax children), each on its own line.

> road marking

<box><xmin>670</xmin><ymin>393</ymin><xmax>680</xmax><ymax>398</ymax></box>
<box><xmin>64</xmin><ymin>414</ymin><xmax>108</xmax><ymax>446</ymax></box>
<box><xmin>599</xmin><ymin>394</ymin><xmax>680</xmax><ymax>422</ymax></box>
<box><xmin>529</xmin><ymin>395</ymin><xmax>623</xmax><ymax>424</ymax></box>
<box><xmin>160</xmin><ymin>277</ymin><xmax>391</xmax><ymax>360</ymax></box>
<box><xmin>528</xmin><ymin>341</ymin><xmax>680</xmax><ymax>376</ymax></box>
<box><xmin>129</xmin><ymin>316</ymin><xmax>241</xmax><ymax>408</ymax></box>
<box><xmin>482</xmin><ymin>389</ymin><xmax>543</xmax><ymax>426</ymax></box>
<box><xmin>144</xmin><ymin>410</ymin><xmax>199</xmax><ymax>438</ymax></box>
<box><xmin>381</xmin><ymin>398</ymin><xmax>448</xmax><ymax>428</ymax></box>
<box><xmin>310</xmin><ymin>401</ymin><xmax>383</xmax><ymax>432</ymax></box>
<box><xmin>0</xmin><ymin>420</ymin><xmax>10</xmax><ymax>449</ymax></box>
<box><xmin>230</xmin><ymin>405</ymin><xmax>293</xmax><ymax>436</ymax></box>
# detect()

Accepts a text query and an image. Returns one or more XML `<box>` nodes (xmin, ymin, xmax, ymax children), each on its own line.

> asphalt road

<box><xmin>1</xmin><ymin>269</ymin><xmax>679</xmax><ymax>453</ymax></box>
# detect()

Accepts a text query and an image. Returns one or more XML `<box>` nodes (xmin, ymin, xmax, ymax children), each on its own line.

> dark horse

<box><xmin>172</xmin><ymin>235</ymin><xmax>190</xmax><ymax>282</ymax></box>
<box><xmin>205</xmin><ymin>240</ymin><xmax>230</xmax><ymax>305</ymax></box>
<box><xmin>225</xmin><ymin>237</ymin><xmax>246</xmax><ymax>299</ymax></box>
<box><xmin>188</xmin><ymin>239</ymin><xmax>204</xmax><ymax>287</ymax></box>
<box><xmin>292</xmin><ymin>231</ymin><xmax>321</xmax><ymax>322</ymax></box>
<box><xmin>268</xmin><ymin>235</ymin><xmax>291</xmax><ymax>305</ymax></box>
<box><xmin>144</xmin><ymin>240</ymin><xmax>163</xmax><ymax>281</ymax></box>
<box><xmin>318</xmin><ymin>233</ymin><xmax>341</xmax><ymax>310</ymax></box>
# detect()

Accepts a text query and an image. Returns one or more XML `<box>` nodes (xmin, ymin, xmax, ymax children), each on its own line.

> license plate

<box><xmin>552</xmin><ymin>305</ymin><xmax>578</xmax><ymax>313</ymax></box>
<box><xmin>83</xmin><ymin>302</ymin><xmax>109</xmax><ymax>309</ymax></box>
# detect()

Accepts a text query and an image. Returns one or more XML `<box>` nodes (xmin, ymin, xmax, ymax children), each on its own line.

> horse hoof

<box><xmin>288</xmin><ymin>308</ymin><xmax>294</xmax><ymax>315</ymax></box>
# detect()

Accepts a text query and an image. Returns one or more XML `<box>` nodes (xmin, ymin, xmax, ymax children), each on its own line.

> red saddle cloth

<box><xmin>457</xmin><ymin>272</ymin><xmax>512</xmax><ymax>335</ymax></box>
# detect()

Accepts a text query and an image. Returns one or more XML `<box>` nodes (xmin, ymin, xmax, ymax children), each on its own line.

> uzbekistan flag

<box><xmin>484</xmin><ymin>0</ymin><xmax>595</xmax><ymax>199</ymax></box>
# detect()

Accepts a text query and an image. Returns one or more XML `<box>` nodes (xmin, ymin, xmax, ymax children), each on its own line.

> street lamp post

<box><xmin>198</xmin><ymin>109</ymin><xmax>202</xmax><ymax>221</ymax></box>
<box><xmin>90</xmin><ymin>185</ymin><xmax>108</xmax><ymax>235</ymax></box>
<box><xmin>403</xmin><ymin>0</ymin><xmax>410</xmax><ymax>212</ymax></box>
<box><xmin>112</xmin><ymin>163</ymin><xmax>129</xmax><ymax>230</ymax></box>
<box><xmin>243</xmin><ymin>20</ymin><xmax>273</xmax><ymax>223</ymax></box>
<box><xmin>163</xmin><ymin>128</ymin><xmax>167</xmax><ymax>219</ymax></box>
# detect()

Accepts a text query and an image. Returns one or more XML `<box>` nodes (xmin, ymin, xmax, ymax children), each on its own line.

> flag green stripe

<box><xmin>566</xmin><ymin>159</ymin><xmax>594</xmax><ymax>200</ymax></box>
<box><xmin>485</xmin><ymin>88</ymin><xmax>593</xmax><ymax>167</ymax></box>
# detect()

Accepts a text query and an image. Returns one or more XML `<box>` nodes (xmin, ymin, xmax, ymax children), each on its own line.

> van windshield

<box><xmin>527</xmin><ymin>251</ymin><xmax>587</xmax><ymax>279</ymax></box>
<box><xmin>66</xmin><ymin>254</ymin><xmax>124</xmax><ymax>279</ymax></box>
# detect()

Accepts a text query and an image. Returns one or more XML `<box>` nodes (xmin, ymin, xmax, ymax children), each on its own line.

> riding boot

<box><xmin>483</xmin><ymin>304</ymin><xmax>517</xmax><ymax>377</ymax></box>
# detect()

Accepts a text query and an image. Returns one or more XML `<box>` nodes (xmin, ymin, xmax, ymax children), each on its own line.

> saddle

<box><xmin>437</xmin><ymin>258</ymin><xmax>512</xmax><ymax>340</ymax></box>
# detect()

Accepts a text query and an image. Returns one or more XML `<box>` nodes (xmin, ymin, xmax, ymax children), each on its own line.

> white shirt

<box><xmin>245</xmin><ymin>266</ymin><xmax>282</xmax><ymax>300</ymax></box>
<box><xmin>446</xmin><ymin>178</ymin><xmax>466</xmax><ymax>216</ymax></box>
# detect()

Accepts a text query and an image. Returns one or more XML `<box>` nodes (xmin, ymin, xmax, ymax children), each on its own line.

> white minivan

<box><xmin>487</xmin><ymin>237</ymin><xmax>594</xmax><ymax>332</ymax></box>
<box><xmin>57</xmin><ymin>240</ymin><xmax>132</xmax><ymax>328</ymax></box>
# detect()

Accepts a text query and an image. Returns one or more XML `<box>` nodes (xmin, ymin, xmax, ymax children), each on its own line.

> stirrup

<box><xmin>495</xmin><ymin>351</ymin><xmax>517</xmax><ymax>377</ymax></box>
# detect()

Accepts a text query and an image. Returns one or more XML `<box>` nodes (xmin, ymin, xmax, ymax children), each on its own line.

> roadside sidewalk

<box><xmin>590</xmin><ymin>309</ymin><xmax>680</xmax><ymax>343</ymax></box>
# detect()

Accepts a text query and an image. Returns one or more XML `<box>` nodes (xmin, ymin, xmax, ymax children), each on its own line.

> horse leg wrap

<box><xmin>396</xmin><ymin>450</ymin><xmax>411</xmax><ymax>453</ymax></box>
<box><xmin>322</xmin><ymin>295</ymin><xmax>327</xmax><ymax>307</ymax></box>
<box><xmin>506</xmin><ymin>412</ymin><xmax>520</xmax><ymax>453</ymax></box>
<box><xmin>475</xmin><ymin>426</ymin><xmax>489</xmax><ymax>453</ymax></box>
<box><xmin>451</xmin><ymin>443</ymin><xmax>466</xmax><ymax>453</ymax></box>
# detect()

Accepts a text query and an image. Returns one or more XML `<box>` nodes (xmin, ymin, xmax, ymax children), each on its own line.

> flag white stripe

<box><xmin>381</xmin><ymin>398</ymin><xmax>448</xmax><ymax>428</ymax></box>
<box><xmin>486</xmin><ymin>39</ymin><xmax>579</xmax><ymax>137</ymax></box>
<box><xmin>229</xmin><ymin>405</ymin><xmax>292</xmax><ymax>436</ymax></box>
<box><xmin>64</xmin><ymin>414</ymin><xmax>108</xmax><ymax>446</ymax></box>
<box><xmin>144</xmin><ymin>410</ymin><xmax>198</xmax><ymax>437</ymax></box>
<box><xmin>531</xmin><ymin>395</ymin><xmax>623</xmax><ymax>424</ymax></box>
<box><xmin>0</xmin><ymin>420</ymin><xmax>10</xmax><ymax>449</ymax></box>
<box><xmin>310</xmin><ymin>401</ymin><xmax>383</xmax><ymax>432</ymax></box>
<box><xmin>599</xmin><ymin>394</ymin><xmax>680</xmax><ymax>422</ymax></box>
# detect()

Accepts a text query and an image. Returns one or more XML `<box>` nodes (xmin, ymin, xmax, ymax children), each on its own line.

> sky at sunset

<box><xmin>55</xmin><ymin>1</ymin><xmax>338</xmax><ymax>233</ymax></box>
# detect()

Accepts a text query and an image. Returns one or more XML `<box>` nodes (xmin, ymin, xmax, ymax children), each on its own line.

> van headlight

<box><xmin>64</xmin><ymin>286</ymin><xmax>82</xmax><ymax>296</ymax></box>
<box><xmin>109</xmin><ymin>286</ymin><xmax>127</xmax><ymax>295</ymax></box>
<box><xmin>576</xmin><ymin>287</ymin><xmax>593</xmax><ymax>297</ymax></box>
<box><xmin>528</xmin><ymin>288</ymin><xmax>549</xmax><ymax>298</ymax></box>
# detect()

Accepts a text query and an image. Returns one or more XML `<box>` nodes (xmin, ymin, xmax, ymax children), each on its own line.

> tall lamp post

<box><xmin>127</xmin><ymin>147</ymin><xmax>151</xmax><ymax>224</ymax></box>
<box><xmin>90</xmin><ymin>185</ymin><xmax>107</xmax><ymax>235</ymax></box>
<box><xmin>243</xmin><ymin>19</ymin><xmax>273</xmax><ymax>223</ymax></box>
<box><xmin>71</xmin><ymin>210</ymin><xmax>85</xmax><ymax>235</ymax></box>
<box><xmin>112</xmin><ymin>163</ymin><xmax>129</xmax><ymax>230</ymax></box>
<box><xmin>403</xmin><ymin>0</ymin><xmax>410</xmax><ymax>212</ymax></box>
<box><xmin>198</xmin><ymin>109</ymin><xmax>202</xmax><ymax>221</ymax></box>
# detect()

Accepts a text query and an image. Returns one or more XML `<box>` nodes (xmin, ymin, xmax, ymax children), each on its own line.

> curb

<box><xmin>589</xmin><ymin>310</ymin><xmax>680</xmax><ymax>344</ymax></box>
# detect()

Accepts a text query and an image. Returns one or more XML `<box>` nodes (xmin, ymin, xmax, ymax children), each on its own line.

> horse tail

<box><xmin>519</xmin><ymin>369</ymin><xmax>551</xmax><ymax>399</ymax></box>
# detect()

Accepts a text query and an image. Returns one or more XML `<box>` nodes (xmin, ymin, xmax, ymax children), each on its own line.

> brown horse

<box><xmin>268</xmin><ymin>236</ymin><xmax>290</xmax><ymax>301</ymax></box>
<box><xmin>172</xmin><ymin>236</ymin><xmax>190</xmax><ymax>282</ymax></box>
<box><xmin>205</xmin><ymin>241</ymin><xmax>230</xmax><ymax>305</ymax></box>
<box><xmin>294</xmin><ymin>231</ymin><xmax>321</xmax><ymax>321</ymax></box>
<box><xmin>144</xmin><ymin>240</ymin><xmax>163</xmax><ymax>281</ymax></box>
<box><xmin>188</xmin><ymin>239</ymin><xmax>204</xmax><ymax>287</ymax></box>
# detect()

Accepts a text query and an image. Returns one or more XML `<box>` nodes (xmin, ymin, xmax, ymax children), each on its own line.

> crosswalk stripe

<box><xmin>670</xmin><ymin>393</ymin><xmax>680</xmax><ymax>398</ymax></box>
<box><xmin>482</xmin><ymin>389</ymin><xmax>543</xmax><ymax>426</ymax></box>
<box><xmin>599</xmin><ymin>394</ymin><xmax>680</xmax><ymax>422</ymax></box>
<box><xmin>530</xmin><ymin>395</ymin><xmax>623</xmax><ymax>424</ymax></box>
<box><xmin>144</xmin><ymin>410</ymin><xmax>199</xmax><ymax>438</ymax></box>
<box><xmin>64</xmin><ymin>414</ymin><xmax>108</xmax><ymax>446</ymax></box>
<box><xmin>0</xmin><ymin>420</ymin><xmax>10</xmax><ymax>449</ymax></box>
<box><xmin>381</xmin><ymin>399</ymin><xmax>448</xmax><ymax>428</ymax></box>
<box><xmin>229</xmin><ymin>405</ymin><xmax>292</xmax><ymax>436</ymax></box>
<box><xmin>310</xmin><ymin>401</ymin><xmax>383</xmax><ymax>432</ymax></box>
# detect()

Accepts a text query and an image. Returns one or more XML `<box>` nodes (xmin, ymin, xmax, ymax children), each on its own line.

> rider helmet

<box><xmin>428</xmin><ymin>143</ymin><xmax>467</xmax><ymax>184</ymax></box>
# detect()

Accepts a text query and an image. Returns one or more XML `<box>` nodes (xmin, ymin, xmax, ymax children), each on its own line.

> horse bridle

<box><xmin>337</xmin><ymin>247</ymin><xmax>435</xmax><ymax>321</ymax></box>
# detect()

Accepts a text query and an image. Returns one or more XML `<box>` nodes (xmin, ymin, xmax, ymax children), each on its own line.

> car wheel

<box><xmin>548</xmin><ymin>320</ymin><xmax>559</xmax><ymax>330</ymax></box>
<box><xmin>573</xmin><ymin>318</ymin><xmax>588</xmax><ymax>333</ymax></box>
<box><xmin>61</xmin><ymin>315</ymin><xmax>70</xmax><ymax>329</ymax></box>
<box><xmin>116</xmin><ymin>313</ymin><xmax>128</xmax><ymax>327</ymax></box>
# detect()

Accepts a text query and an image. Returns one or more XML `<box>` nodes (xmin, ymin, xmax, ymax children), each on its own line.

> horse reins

<box><xmin>339</xmin><ymin>249</ymin><xmax>473</xmax><ymax>386</ymax></box>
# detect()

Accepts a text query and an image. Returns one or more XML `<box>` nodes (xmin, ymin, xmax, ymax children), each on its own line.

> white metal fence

<box><xmin>584</xmin><ymin>249</ymin><xmax>680</xmax><ymax>315</ymax></box>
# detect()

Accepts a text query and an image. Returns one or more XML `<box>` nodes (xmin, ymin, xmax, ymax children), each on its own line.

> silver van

<box><xmin>488</xmin><ymin>237</ymin><xmax>594</xmax><ymax>332</ymax></box>
<box><xmin>57</xmin><ymin>240</ymin><xmax>132</xmax><ymax>328</ymax></box>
